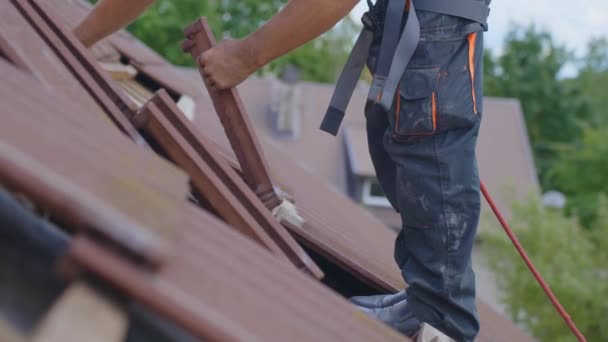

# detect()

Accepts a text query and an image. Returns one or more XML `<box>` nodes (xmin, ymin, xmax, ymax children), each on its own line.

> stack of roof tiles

<box><xmin>0</xmin><ymin>0</ymin><xmax>535</xmax><ymax>341</ymax></box>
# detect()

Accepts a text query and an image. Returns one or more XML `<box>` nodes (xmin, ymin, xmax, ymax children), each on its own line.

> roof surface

<box><xmin>0</xmin><ymin>0</ymin><xmax>538</xmax><ymax>340</ymax></box>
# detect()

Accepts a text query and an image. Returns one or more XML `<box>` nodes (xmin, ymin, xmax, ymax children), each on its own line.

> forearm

<box><xmin>243</xmin><ymin>0</ymin><xmax>358</xmax><ymax>68</ymax></box>
<box><xmin>73</xmin><ymin>0</ymin><xmax>155</xmax><ymax>47</ymax></box>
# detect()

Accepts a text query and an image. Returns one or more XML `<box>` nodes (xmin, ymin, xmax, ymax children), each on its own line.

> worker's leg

<box><xmin>364</xmin><ymin>112</ymin><xmax>482</xmax><ymax>342</ymax></box>
<box><xmin>386</xmin><ymin>124</ymin><xmax>481</xmax><ymax>341</ymax></box>
<box><xmin>362</xmin><ymin>10</ymin><xmax>484</xmax><ymax>340</ymax></box>
<box><xmin>384</xmin><ymin>26</ymin><xmax>484</xmax><ymax>341</ymax></box>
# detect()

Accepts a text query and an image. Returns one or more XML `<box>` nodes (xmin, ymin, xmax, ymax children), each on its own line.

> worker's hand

<box><xmin>195</xmin><ymin>39</ymin><xmax>259</xmax><ymax>91</ymax></box>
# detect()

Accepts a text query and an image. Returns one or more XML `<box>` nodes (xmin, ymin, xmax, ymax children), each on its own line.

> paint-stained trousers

<box><xmin>365</xmin><ymin>11</ymin><xmax>484</xmax><ymax>342</ymax></box>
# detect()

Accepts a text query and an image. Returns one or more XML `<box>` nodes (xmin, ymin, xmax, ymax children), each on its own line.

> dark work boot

<box><xmin>349</xmin><ymin>290</ymin><xmax>407</xmax><ymax>309</ymax></box>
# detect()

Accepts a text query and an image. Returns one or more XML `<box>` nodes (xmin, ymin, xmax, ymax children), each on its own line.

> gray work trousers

<box><xmin>365</xmin><ymin>11</ymin><xmax>484</xmax><ymax>341</ymax></box>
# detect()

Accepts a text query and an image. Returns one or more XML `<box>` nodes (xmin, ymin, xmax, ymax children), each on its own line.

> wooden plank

<box><xmin>139</xmin><ymin>90</ymin><xmax>323</xmax><ymax>278</ymax></box>
<box><xmin>11</xmin><ymin>0</ymin><xmax>145</xmax><ymax>144</ymax></box>
<box><xmin>118</xmin><ymin>79</ymin><xmax>154</xmax><ymax>107</ymax></box>
<box><xmin>133</xmin><ymin>101</ymin><xmax>290</xmax><ymax>263</ymax></box>
<box><xmin>183</xmin><ymin>18</ymin><xmax>281</xmax><ymax>209</ymax></box>
<box><xmin>31</xmin><ymin>283</ymin><xmax>128</xmax><ymax>342</ymax></box>
<box><xmin>100</xmin><ymin>62</ymin><xmax>137</xmax><ymax>81</ymax></box>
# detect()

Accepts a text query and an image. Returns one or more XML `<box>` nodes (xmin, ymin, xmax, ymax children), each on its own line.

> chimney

<box><xmin>270</xmin><ymin>64</ymin><xmax>301</xmax><ymax>140</ymax></box>
<box><xmin>281</xmin><ymin>64</ymin><xmax>300</xmax><ymax>84</ymax></box>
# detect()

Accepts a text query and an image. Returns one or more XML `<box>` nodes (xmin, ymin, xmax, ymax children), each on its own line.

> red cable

<box><xmin>480</xmin><ymin>181</ymin><xmax>587</xmax><ymax>342</ymax></box>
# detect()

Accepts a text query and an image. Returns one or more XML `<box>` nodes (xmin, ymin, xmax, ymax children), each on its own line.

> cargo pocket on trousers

<box><xmin>434</xmin><ymin>32</ymin><xmax>482</xmax><ymax>131</ymax></box>
<box><xmin>390</xmin><ymin>67</ymin><xmax>440</xmax><ymax>141</ymax></box>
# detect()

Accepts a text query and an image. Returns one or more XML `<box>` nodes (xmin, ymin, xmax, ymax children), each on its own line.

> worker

<box><xmin>74</xmin><ymin>0</ymin><xmax>490</xmax><ymax>340</ymax></box>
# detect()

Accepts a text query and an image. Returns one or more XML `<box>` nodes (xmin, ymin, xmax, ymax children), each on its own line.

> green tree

<box><xmin>548</xmin><ymin>125</ymin><xmax>608</xmax><ymax>227</ymax></box>
<box><xmin>544</xmin><ymin>38</ymin><xmax>608</xmax><ymax>227</ymax></box>
<box><xmin>122</xmin><ymin>0</ymin><xmax>355</xmax><ymax>82</ymax></box>
<box><xmin>125</xmin><ymin>0</ymin><xmax>220</xmax><ymax>66</ymax></box>
<box><xmin>264</xmin><ymin>20</ymin><xmax>357</xmax><ymax>83</ymax></box>
<box><xmin>482</xmin><ymin>197</ymin><xmax>608</xmax><ymax>341</ymax></box>
<box><xmin>573</xmin><ymin>38</ymin><xmax>608</xmax><ymax>127</ymax></box>
<box><xmin>483</xmin><ymin>25</ymin><xmax>590</xmax><ymax>189</ymax></box>
<box><xmin>483</xmin><ymin>32</ymin><xmax>608</xmax><ymax>339</ymax></box>
<box><xmin>581</xmin><ymin>37</ymin><xmax>608</xmax><ymax>72</ymax></box>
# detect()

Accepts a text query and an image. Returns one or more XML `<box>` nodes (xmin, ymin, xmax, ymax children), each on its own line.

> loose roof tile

<box><xmin>183</xmin><ymin>18</ymin><xmax>282</xmax><ymax>209</ymax></box>
<box><xmin>134</xmin><ymin>99</ymin><xmax>292</xmax><ymax>263</ymax></box>
<box><xmin>144</xmin><ymin>90</ymin><xmax>323</xmax><ymax>277</ymax></box>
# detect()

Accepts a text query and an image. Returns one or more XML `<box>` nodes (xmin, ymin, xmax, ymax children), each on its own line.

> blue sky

<box><xmin>351</xmin><ymin>0</ymin><xmax>608</xmax><ymax>56</ymax></box>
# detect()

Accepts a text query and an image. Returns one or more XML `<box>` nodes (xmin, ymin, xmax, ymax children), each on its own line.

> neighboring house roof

<box><xmin>477</xmin><ymin>97</ymin><xmax>540</xmax><ymax>213</ymax></box>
